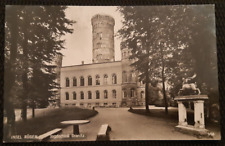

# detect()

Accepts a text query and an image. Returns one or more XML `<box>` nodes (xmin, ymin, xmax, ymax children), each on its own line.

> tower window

<box><xmin>99</xmin><ymin>32</ymin><xmax>103</xmax><ymax>40</ymax></box>
<box><xmin>131</xmin><ymin>88</ymin><xmax>135</xmax><ymax>98</ymax></box>
<box><xmin>123</xmin><ymin>71</ymin><xmax>127</xmax><ymax>82</ymax></box>
<box><xmin>112</xmin><ymin>74</ymin><xmax>117</xmax><ymax>84</ymax></box>
<box><xmin>141</xmin><ymin>91</ymin><xmax>144</xmax><ymax>98</ymax></box>
<box><xmin>80</xmin><ymin>76</ymin><xmax>84</xmax><ymax>86</ymax></box>
<box><xmin>123</xmin><ymin>89</ymin><xmax>127</xmax><ymax>99</ymax></box>
<box><xmin>66</xmin><ymin>78</ymin><xmax>70</xmax><ymax>87</ymax></box>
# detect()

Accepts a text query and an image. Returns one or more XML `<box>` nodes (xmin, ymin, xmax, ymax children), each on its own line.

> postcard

<box><xmin>3</xmin><ymin>5</ymin><xmax>220</xmax><ymax>142</ymax></box>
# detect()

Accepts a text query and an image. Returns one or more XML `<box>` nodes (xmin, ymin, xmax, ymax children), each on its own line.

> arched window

<box><xmin>112</xmin><ymin>74</ymin><xmax>117</xmax><ymax>84</ymax></box>
<box><xmin>141</xmin><ymin>91</ymin><xmax>144</xmax><ymax>98</ymax></box>
<box><xmin>131</xmin><ymin>88</ymin><xmax>135</xmax><ymax>98</ymax></box>
<box><xmin>66</xmin><ymin>78</ymin><xmax>70</xmax><ymax>87</ymax></box>
<box><xmin>129</xmin><ymin>72</ymin><xmax>132</xmax><ymax>82</ymax></box>
<box><xmin>96</xmin><ymin>90</ymin><xmax>100</xmax><ymax>99</ymax></box>
<box><xmin>88</xmin><ymin>76</ymin><xmax>92</xmax><ymax>86</ymax></box>
<box><xmin>96</xmin><ymin>75</ymin><xmax>100</xmax><ymax>85</ymax></box>
<box><xmin>80</xmin><ymin>76</ymin><xmax>84</xmax><ymax>86</ymax></box>
<box><xmin>103</xmin><ymin>74</ymin><xmax>108</xmax><ymax>84</ymax></box>
<box><xmin>80</xmin><ymin>91</ymin><xmax>84</xmax><ymax>99</ymax></box>
<box><xmin>131</xmin><ymin>70</ymin><xmax>136</xmax><ymax>81</ymax></box>
<box><xmin>122</xmin><ymin>89</ymin><xmax>127</xmax><ymax>99</ymax></box>
<box><xmin>104</xmin><ymin>90</ymin><xmax>108</xmax><ymax>99</ymax></box>
<box><xmin>123</xmin><ymin>71</ymin><xmax>127</xmax><ymax>82</ymax></box>
<box><xmin>65</xmin><ymin>92</ymin><xmax>69</xmax><ymax>100</ymax></box>
<box><xmin>73</xmin><ymin>92</ymin><xmax>76</xmax><ymax>100</ymax></box>
<box><xmin>73</xmin><ymin>77</ymin><xmax>77</xmax><ymax>86</ymax></box>
<box><xmin>88</xmin><ymin>91</ymin><xmax>92</xmax><ymax>99</ymax></box>
<box><xmin>112</xmin><ymin>90</ymin><xmax>116</xmax><ymax>98</ymax></box>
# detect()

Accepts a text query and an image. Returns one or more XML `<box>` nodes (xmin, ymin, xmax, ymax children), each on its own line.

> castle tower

<box><xmin>120</xmin><ymin>42</ymin><xmax>145</xmax><ymax>106</ymax></box>
<box><xmin>91</xmin><ymin>14</ymin><xmax>115</xmax><ymax>63</ymax></box>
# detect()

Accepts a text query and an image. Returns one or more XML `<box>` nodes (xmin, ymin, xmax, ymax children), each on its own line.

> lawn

<box><xmin>8</xmin><ymin>107</ymin><xmax>98</xmax><ymax>137</ymax></box>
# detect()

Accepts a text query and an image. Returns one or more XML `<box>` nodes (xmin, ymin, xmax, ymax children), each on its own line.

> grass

<box><xmin>11</xmin><ymin>107</ymin><xmax>98</xmax><ymax>136</ymax></box>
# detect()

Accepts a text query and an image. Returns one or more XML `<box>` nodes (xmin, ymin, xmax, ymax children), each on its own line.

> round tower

<box><xmin>91</xmin><ymin>14</ymin><xmax>115</xmax><ymax>63</ymax></box>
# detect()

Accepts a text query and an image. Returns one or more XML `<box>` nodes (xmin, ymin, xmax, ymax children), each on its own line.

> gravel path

<box><xmin>51</xmin><ymin>107</ymin><xmax>220</xmax><ymax>141</ymax></box>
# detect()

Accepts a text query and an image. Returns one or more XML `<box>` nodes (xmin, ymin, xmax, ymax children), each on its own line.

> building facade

<box><xmin>60</xmin><ymin>14</ymin><xmax>145</xmax><ymax>107</ymax></box>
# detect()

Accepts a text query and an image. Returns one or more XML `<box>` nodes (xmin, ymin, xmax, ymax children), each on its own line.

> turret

<box><xmin>91</xmin><ymin>14</ymin><xmax>115</xmax><ymax>63</ymax></box>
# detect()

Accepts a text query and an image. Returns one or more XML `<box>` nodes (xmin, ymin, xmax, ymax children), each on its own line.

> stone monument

<box><xmin>174</xmin><ymin>75</ymin><xmax>210</xmax><ymax>136</ymax></box>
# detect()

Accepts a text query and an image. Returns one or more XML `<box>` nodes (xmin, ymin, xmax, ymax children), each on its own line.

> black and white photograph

<box><xmin>3</xmin><ymin>5</ymin><xmax>221</xmax><ymax>142</ymax></box>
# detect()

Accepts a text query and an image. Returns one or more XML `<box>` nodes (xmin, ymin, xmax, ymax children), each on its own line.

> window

<box><xmin>65</xmin><ymin>92</ymin><xmax>69</xmax><ymax>100</ymax></box>
<box><xmin>96</xmin><ymin>103</ymin><xmax>99</xmax><ymax>106</ymax></box>
<box><xmin>73</xmin><ymin>92</ymin><xmax>76</xmax><ymax>100</ymax></box>
<box><xmin>129</xmin><ymin>72</ymin><xmax>132</xmax><ymax>82</ymax></box>
<box><xmin>88</xmin><ymin>76</ymin><xmax>92</xmax><ymax>86</ymax></box>
<box><xmin>80</xmin><ymin>91</ymin><xmax>84</xmax><ymax>99</ymax></box>
<box><xmin>66</xmin><ymin>78</ymin><xmax>70</xmax><ymax>87</ymax></box>
<box><xmin>112</xmin><ymin>90</ymin><xmax>116</xmax><ymax>98</ymax></box>
<box><xmin>103</xmin><ymin>74</ymin><xmax>108</xmax><ymax>84</ymax></box>
<box><xmin>96</xmin><ymin>90</ymin><xmax>100</xmax><ymax>99</ymax></box>
<box><xmin>123</xmin><ymin>89</ymin><xmax>127</xmax><ymax>99</ymax></box>
<box><xmin>65</xmin><ymin>104</ymin><xmax>68</xmax><ymax>106</ymax></box>
<box><xmin>104</xmin><ymin>103</ymin><xmax>108</xmax><ymax>106</ymax></box>
<box><xmin>96</xmin><ymin>75</ymin><xmax>100</xmax><ymax>85</ymax></box>
<box><xmin>73</xmin><ymin>77</ymin><xmax>77</xmax><ymax>86</ymax></box>
<box><xmin>104</xmin><ymin>90</ymin><xmax>108</xmax><ymax>99</ymax></box>
<box><xmin>112</xmin><ymin>103</ymin><xmax>116</xmax><ymax>106</ymax></box>
<box><xmin>80</xmin><ymin>76</ymin><xmax>84</xmax><ymax>86</ymax></box>
<box><xmin>131</xmin><ymin>71</ymin><xmax>136</xmax><ymax>81</ymax></box>
<box><xmin>72</xmin><ymin>104</ymin><xmax>76</xmax><ymax>106</ymax></box>
<box><xmin>99</xmin><ymin>32</ymin><xmax>103</xmax><ymax>40</ymax></box>
<box><xmin>80</xmin><ymin>103</ymin><xmax>84</xmax><ymax>106</ymax></box>
<box><xmin>123</xmin><ymin>71</ymin><xmax>127</xmax><ymax>82</ymax></box>
<box><xmin>131</xmin><ymin>88</ymin><xmax>135</xmax><ymax>98</ymax></box>
<box><xmin>88</xmin><ymin>103</ymin><xmax>91</xmax><ymax>106</ymax></box>
<box><xmin>112</xmin><ymin>74</ymin><xmax>117</xmax><ymax>84</ymax></box>
<box><xmin>88</xmin><ymin>91</ymin><xmax>92</xmax><ymax>99</ymax></box>
<box><xmin>141</xmin><ymin>91</ymin><xmax>144</xmax><ymax>98</ymax></box>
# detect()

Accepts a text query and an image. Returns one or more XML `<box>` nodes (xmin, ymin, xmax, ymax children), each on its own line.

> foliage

<box><xmin>117</xmin><ymin>5</ymin><xmax>217</xmax><ymax>109</ymax></box>
<box><xmin>5</xmin><ymin>6</ymin><xmax>74</xmax><ymax>121</ymax></box>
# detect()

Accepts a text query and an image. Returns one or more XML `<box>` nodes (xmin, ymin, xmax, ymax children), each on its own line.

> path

<box><xmin>50</xmin><ymin>107</ymin><xmax>220</xmax><ymax>141</ymax></box>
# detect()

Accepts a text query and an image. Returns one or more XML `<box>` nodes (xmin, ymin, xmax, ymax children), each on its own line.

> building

<box><xmin>60</xmin><ymin>14</ymin><xmax>145</xmax><ymax>108</ymax></box>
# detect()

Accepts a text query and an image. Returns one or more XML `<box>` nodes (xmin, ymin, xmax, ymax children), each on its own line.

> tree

<box><xmin>117</xmin><ymin>6</ymin><xmax>217</xmax><ymax>113</ymax></box>
<box><xmin>4</xmin><ymin>6</ymin><xmax>23</xmax><ymax>137</ymax></box>
<box><xmin>4</xmin><ymin>6</ymin><xmax>74</xmax><ymax>123</ymax></box>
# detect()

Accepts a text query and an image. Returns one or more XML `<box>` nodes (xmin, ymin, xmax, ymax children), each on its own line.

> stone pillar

<box><xmin>194</xmin><ymin>100</ymin><xmax>205</xmax><ymax>129</ymax></box>
<box><xmin>177</xmin><ymin>101</ymin><xmax>187</xmax><ymax>126</ymax></box>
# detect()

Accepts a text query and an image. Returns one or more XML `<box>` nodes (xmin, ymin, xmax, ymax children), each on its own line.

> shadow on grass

<box><xmin>9</xmin><ymin>107</ymin><xmax>98</xmax><ymax>137</ymax></box>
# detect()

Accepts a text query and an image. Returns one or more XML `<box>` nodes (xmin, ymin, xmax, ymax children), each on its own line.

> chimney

<box><xmin>82</xmin><ymin>61</ymin><xmax>84</xmax><ymax>65</ymax></box>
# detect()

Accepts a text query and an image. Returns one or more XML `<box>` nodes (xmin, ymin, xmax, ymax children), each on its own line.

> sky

<box><xmin>62</xmin><ymin>6</ymin><xmax>123</xmax><ymax>66</ymax></box>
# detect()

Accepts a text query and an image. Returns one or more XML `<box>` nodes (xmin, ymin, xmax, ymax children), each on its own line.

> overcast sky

<box><xmin>62</xmin><ymin>6</ymin><xmax>123</xmax><ymax>66</ymax></box>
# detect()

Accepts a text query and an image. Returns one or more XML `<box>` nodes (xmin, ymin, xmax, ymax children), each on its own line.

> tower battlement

<box><xmin>91</xmin><ymin>14</ymin><xmax>115</xmax><ymax>26</ymax></box>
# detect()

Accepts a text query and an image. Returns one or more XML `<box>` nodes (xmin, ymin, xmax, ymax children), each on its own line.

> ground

<box><xmin>3</xmin><ymin>107</ymin><xmax>98</xmax><ymax>142</ymax></box>
<box><xmin>50</xmin><ymin>106</ymin><xmax>221</xmax><ymax>141</ymax></box>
